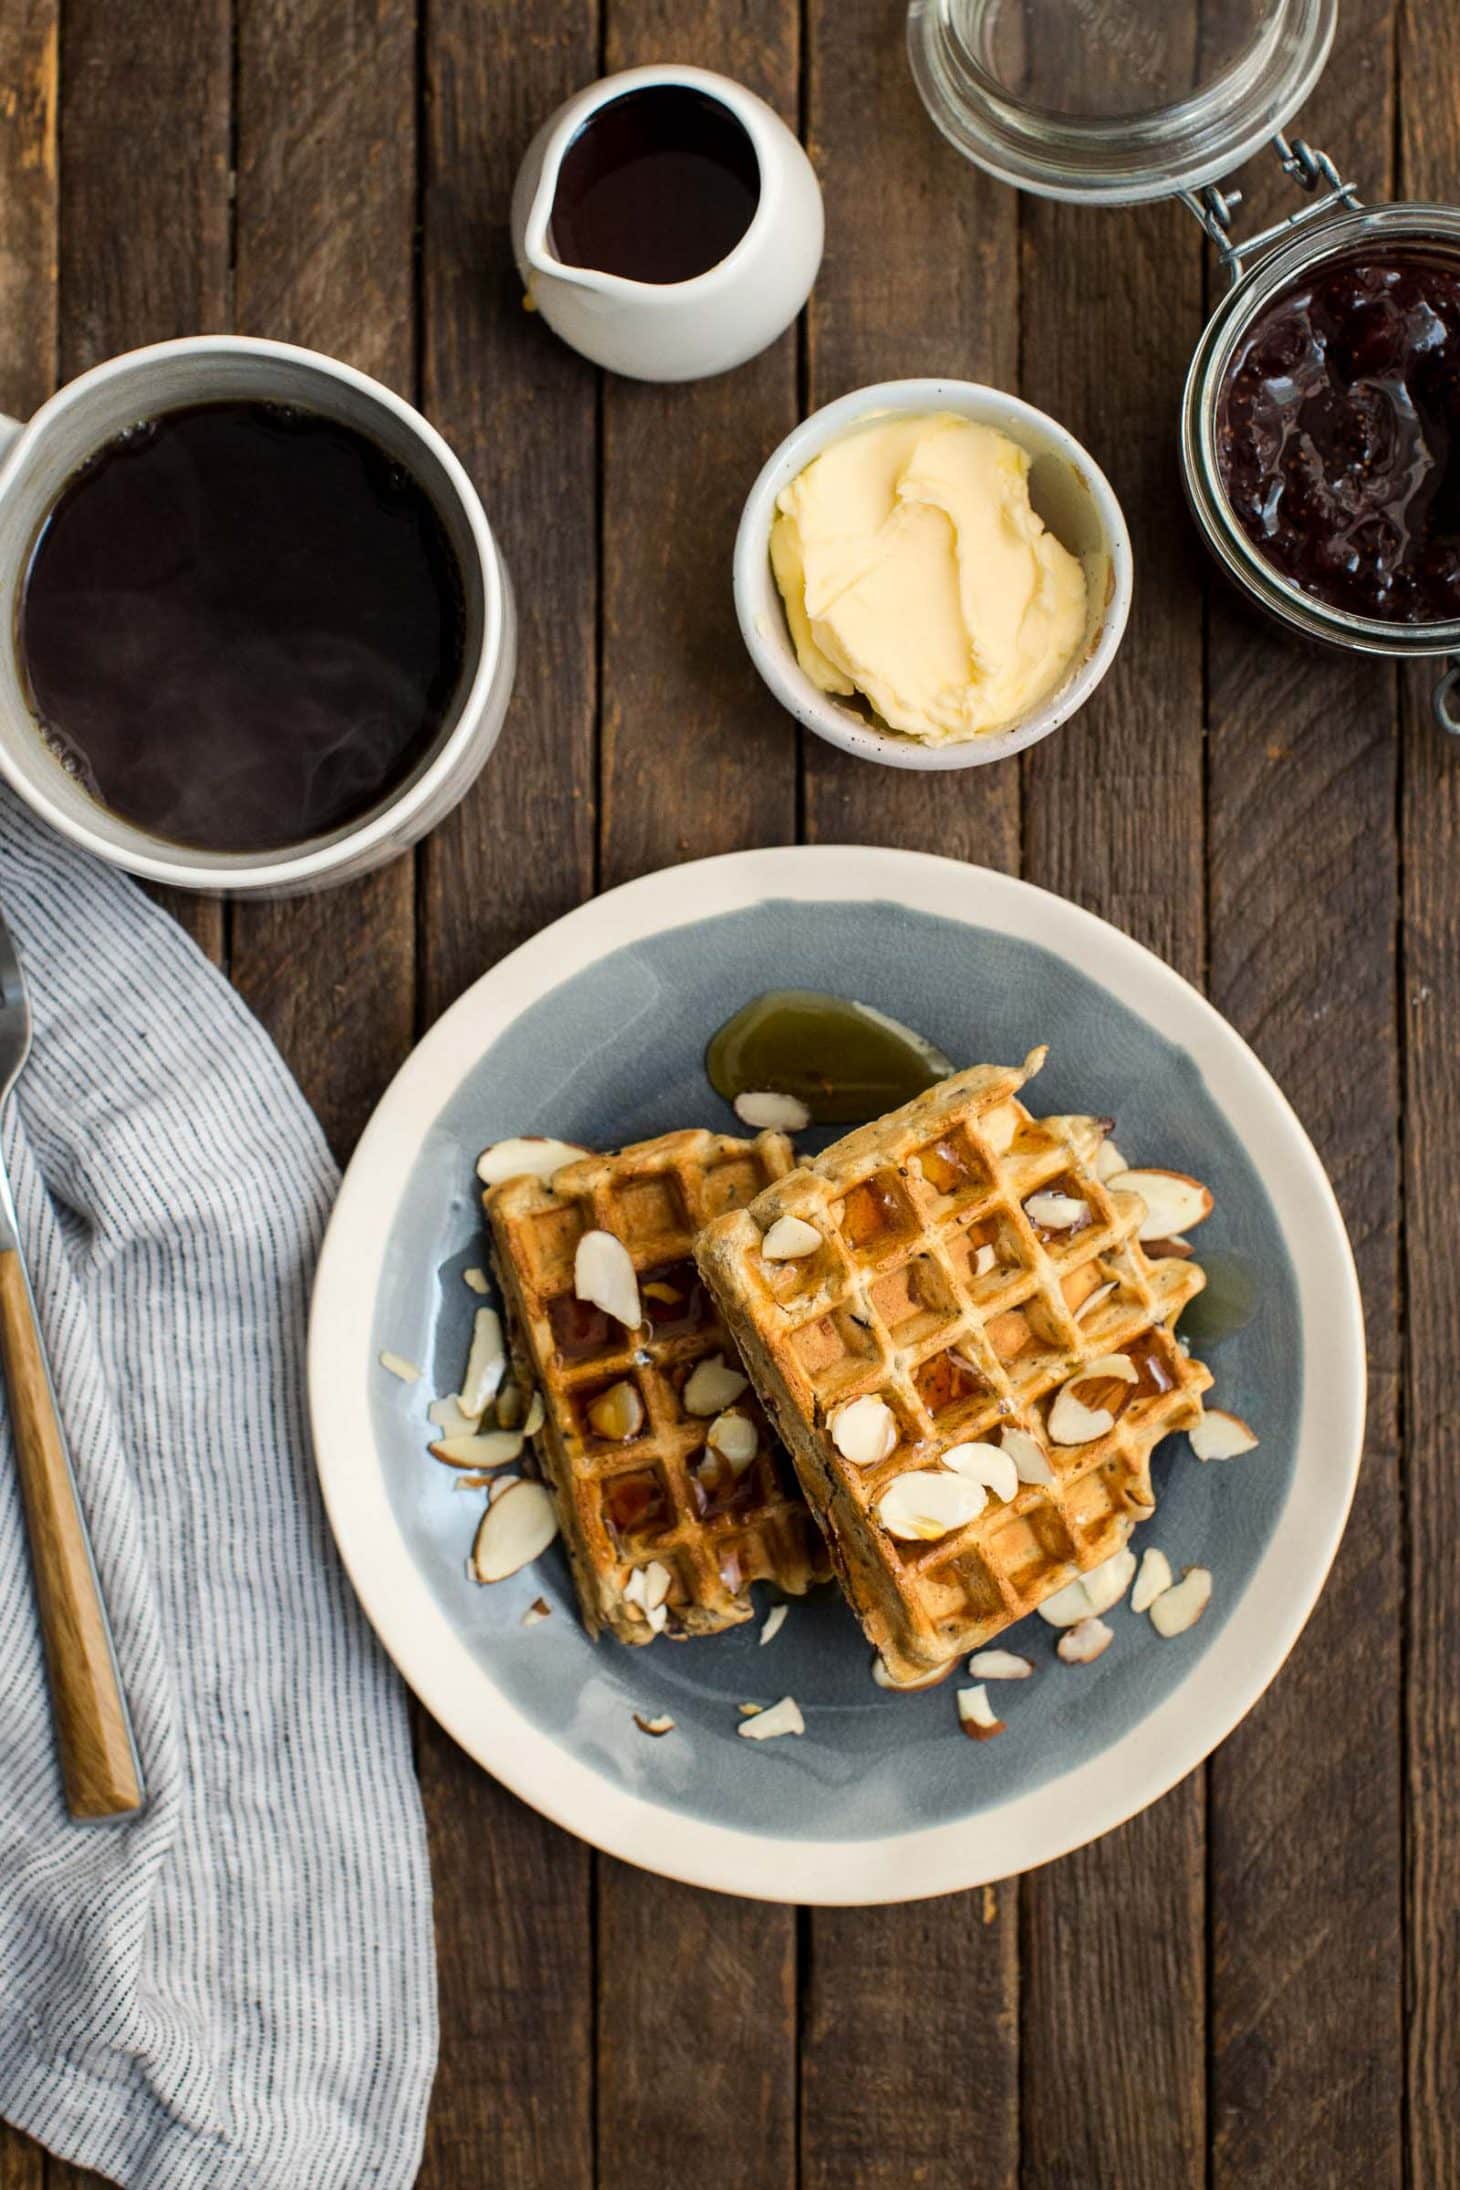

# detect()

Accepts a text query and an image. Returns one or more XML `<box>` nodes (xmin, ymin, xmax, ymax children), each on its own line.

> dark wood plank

<box><xmin>0</xmin><ymin>13</ymin><xmax>54</xmax><ymax>2186</ymax></box>
<box><xmin>1394</xmin><ymin>9</ymin><xmax>1455</xmax><ymax>2185</ymax></box>
<box><xmin>1205</xmin><ymin>2</ymin><xmax>1404</xmax><ymax>2179</ymax></box>
<box><xmin>55</xmin><ymin>0</ymin><xmax>230</xmax><ymax>967</ymax></box>
<box><xmin>1016</xmin><ymin>34</ymin><xmax>1210</xmax><ymax>2187</ymax></box>
<box><xmin>596</xmin><ymin>4</ymin><xmax>801</xmax><ymax>894</ymax></box>
<box><xmin>592</xmin><ymin>8</ymin><xmax>800</xmax><ymax>2188</ymax></box>
<box><xmin>803</xmin><ymin>1889</ymin><xmax>1018</xmax><ymax>2190</ymax></box>
<box><xmin>798</xmin><ymin>6</ymin><xmax>1021</xmax><ymax>2185</ymax></box>
<box><xmin>414</xmin><ymin>3</ymin><xmax>598</xmax><ymax>2186</ymax></box>
<box><xmin>228</xmin><ymin>0</ymin><xmax>419</xmax><ymax>1157</ymax></box>
<box><xmin>801</xmin><ymin>0</ymin><xmax>1021</xmax><ymax>882</ymax></box>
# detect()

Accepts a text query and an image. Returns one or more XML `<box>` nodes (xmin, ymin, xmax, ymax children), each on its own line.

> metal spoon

<box><xmin>0</xmin><ymin>906</ymin><xmax>143</xmax><ymax>1818</ymax></box>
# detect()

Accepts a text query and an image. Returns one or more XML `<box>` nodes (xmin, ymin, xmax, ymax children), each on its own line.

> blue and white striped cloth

<box><xmin>0</xmin><ymin>794</ymin><xmax>436</xmax><ymax>2188</ymax></box>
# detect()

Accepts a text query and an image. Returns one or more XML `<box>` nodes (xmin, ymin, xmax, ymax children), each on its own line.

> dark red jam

<box><xmin>1217</xmin><ymin>253</ymin><xmax>1460</xmax><ymax>623</ymax></box>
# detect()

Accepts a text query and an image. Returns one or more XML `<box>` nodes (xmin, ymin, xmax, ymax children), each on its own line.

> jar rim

<box><xmin>907</xmin><ymin>0</ymin><xmax>1336</xmax><ymax>205</ymax></box>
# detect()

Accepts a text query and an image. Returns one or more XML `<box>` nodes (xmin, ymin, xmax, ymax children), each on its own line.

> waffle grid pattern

<box><xmin>695</xmin><ymin>1053</ymin><xmax>1212</xmax><ymax>1681</ymax></box>
<box><xmin>485</xmin><ymin>1127</ymin><xmax>828</xmax><ymax>1645</ymax></box>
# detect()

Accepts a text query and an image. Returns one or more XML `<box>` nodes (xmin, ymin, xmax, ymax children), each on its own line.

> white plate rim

<box><xmin>307</xmin><ymin>843</ymin><xmax>1366</xmax><ymax>1906</ymax></box>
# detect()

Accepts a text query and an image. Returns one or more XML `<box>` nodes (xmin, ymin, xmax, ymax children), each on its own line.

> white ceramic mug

<box><xmin>0</xmin><ymin>335</ymin><xmax>516</xmax><ymax>896</ymax></box>
<box><xmin>511</xmin><ymin>64</ymin><xmax>824</xmax><ymax>382</ymax></box>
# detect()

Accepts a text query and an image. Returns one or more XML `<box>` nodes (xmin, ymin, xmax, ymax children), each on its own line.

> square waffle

<box><xmin>694</xmin><ymin>1048</ymin><xmax>1212</xmax><ymax>1683</ymax></box>
<box><xmin>485</xmin><ymin>1128</ymin><xmax>830</xmax><ymax>1645</ymax></box>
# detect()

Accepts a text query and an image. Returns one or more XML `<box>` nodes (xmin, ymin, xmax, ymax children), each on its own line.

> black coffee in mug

<box><xmin>17</xmin><ymin>401</ymin><xmax>467</xmax><ymax>854</ymax></box>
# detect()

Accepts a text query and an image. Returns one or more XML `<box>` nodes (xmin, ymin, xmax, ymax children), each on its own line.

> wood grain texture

<box><xmin>0</xmin><ymin>9</ymin><xmax>58</xmax><ymax>2177</ymax></box>
<box><xmin>591</xmin><ymin>7</ymin><xmax>800</xmax><ymax>2186</ymax></box>
<box><xmin>55</xmin><ymin>0</ymin><xmax>229</xmax><ymax>966</ymax></box>
<box><xmin>228</xmin><ymin>0</ymin><xmax>420</xmax><ymax>1158</ymax></box>
<box><xmin>597</xmin><ymin>1</ymin><xmax>800</xmax><ymax>893</ymax></box>
<box><xmin>801</xmin><ymin>0</ymin><xmax>1021</xmax><ymax>878</ymax></box>
<box><xmin>798</xmin><ymin>6</ymin><xmax>1020</xmax><ymax>2183</ymax></box>
<box><xmin>0</xmin><ymin>1250</ymin><xmax>141</xmax><ymax>1817</ymax></box>
<box><xmin>1205</xmin><ymin>3</ymin><xmax>1404</xmax><ymax>2180</ymax></box>
<box><xmin>1394</xmin><ymin>10</ymin><xmax>1455</xmax><ymax>2184</ymax></box>
<box><xmin>1014</xmin><ymin>21</ymin><xmax>1210</xmax><ymax>2179</ymax></box>
<box><xmin>414</xmin><ymin>2</ymin><xmax>598</xmax><ymax>2185</ymax></box>
<box><xmin>802</xmin><ymin>1888</ymin><xmax>1018</xmax><ymax>2190</ymax></box>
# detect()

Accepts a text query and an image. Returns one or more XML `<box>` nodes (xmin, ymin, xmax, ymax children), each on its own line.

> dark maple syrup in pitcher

<box><xmin>550</xmin><ymin>85</ymin><xmax>761</xmax><ymax>285</ymax></box>
<box><xmin>18</xmin><ymin>401</ymin><xmax>467</xmax><ymax>854</ymax></box>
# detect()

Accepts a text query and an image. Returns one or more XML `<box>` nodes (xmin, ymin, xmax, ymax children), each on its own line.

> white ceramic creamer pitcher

<box><xmin>510</xmin><ymin>64</ymin><xmax>824</xmax><ymax>383</ymax></box>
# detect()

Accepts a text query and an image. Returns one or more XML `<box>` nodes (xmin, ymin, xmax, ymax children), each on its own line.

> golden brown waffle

<box><xmin>485</xmin><ymin>1128</ymin><xmax>830</xmax><ymax>1645</ymax></box>
<box><xmin>694</xmin><ymin>1049</ymin><xmax>1213</xmax><ymax>1683</ymax></box>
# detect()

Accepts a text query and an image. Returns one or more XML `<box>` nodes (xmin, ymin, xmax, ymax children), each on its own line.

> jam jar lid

<box><xmin>907</xmin><ymin>0</ymin><xmax>1335</xmax><ymax>206</ymax></box>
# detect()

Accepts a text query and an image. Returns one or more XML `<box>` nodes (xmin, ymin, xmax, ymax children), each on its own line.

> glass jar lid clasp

<box><xmin>1179</xmin><ymin>134</ymin><xmax>1361</xmax><ymax>286</ymax></box>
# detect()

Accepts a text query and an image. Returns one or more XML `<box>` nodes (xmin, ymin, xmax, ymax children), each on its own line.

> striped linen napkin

<box><xmin>0</xmin><ymin>793</ymin><xmax>436</xmax><ymax>2189</ymax></box>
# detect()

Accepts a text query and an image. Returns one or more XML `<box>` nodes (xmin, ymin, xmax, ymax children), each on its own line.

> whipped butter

<box><xmin>770</xmin><ymin>412</ymin><xmax>1087</xmax><ymax>744</ymax></box>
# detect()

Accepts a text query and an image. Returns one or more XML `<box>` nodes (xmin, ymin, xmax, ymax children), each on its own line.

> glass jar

<box><xmin>908</xmin><ymin>0</ymin><xmax>1460</xmax><ymax>731</ymax></box>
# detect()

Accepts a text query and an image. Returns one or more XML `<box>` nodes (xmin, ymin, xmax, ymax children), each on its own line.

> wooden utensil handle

<box><xmin>0</xmin><ymin>1247</ymin><xmax>143</xmax><ymax>1818</ymax></box>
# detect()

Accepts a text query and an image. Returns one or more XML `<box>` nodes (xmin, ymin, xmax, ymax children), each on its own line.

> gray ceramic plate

<box><xmin>309</xmin><ymin>846</ymin><xmax>1364</xmax><ymax>1904</ymax></box>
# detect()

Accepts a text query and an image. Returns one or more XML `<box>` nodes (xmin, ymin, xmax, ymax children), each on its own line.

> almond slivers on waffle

<box><xmin>694</xmin><ymin>1048</ymin><xmax>1213</xmax><ymax>1684</ymax></box>
<box><xmin>485</xmin><ymin>1128</ymin><xmax>830</xmax><ymax>1646</ymax></box>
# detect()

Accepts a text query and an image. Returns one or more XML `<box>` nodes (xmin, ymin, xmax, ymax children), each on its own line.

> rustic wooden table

<box><xmin>0</xmin><ymin>0</ymin><xmax>1450</xmax><ymax>2184</ymax></box>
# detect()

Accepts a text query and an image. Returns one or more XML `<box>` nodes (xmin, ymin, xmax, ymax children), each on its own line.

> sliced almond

<box><xmin>428</xmin><ymin>1393</ymin><xmax>483</xmax><ymax>1438</ymax></box>
<box><xmin>575</xmin><ymin>1229</ymin><xmax>642</xmax><ymax>1331</ymax></box>
<box><xmin>495</xmin><ymin>1382</ymin><xmax>525</xmax><ymax>1431</ymax></box>
<box><xmin>624</xmin><ymin>1559</ymin><xmax>673</xmax><ymax>1612</ymax></box>
<box><xmin>683</xmin><ymin>1354</ymin><xmax>750</xmax><ymax>1417</ymax></box>
<box><xmin>522</xmin><ymin>1596</ymin><xmax>552</xmax><ymax>1626</ymax></box>
<box><xmin>973</xmin><ymin>1242</ymin><xmax>998</xmax><ymax>1277</ymax></box>
<box><xmin>1024</xmin><ymin>1190</ymin><xmax>1090</xmax><ymax>1231</ymax></box>
<box><xmin>1149</xmin><ymin>1565</ymin><xmax>1213</xmax><ymax>1637</ymax></box>
<box><xmin>1189</xmin><ymin>1407</ymin><xmax>1260</xmax><ymax>1462</ymax></box>
<box><xmin>1107</xmin><ymin>1167</ymin><xmax>1214</xmax><ymax>1241</ymax></box>
<box><xmin>760</xmin><ymin>1602</ymin><xmax>789</xmax><ymax>1647</ymax></box>
<box><xmin>967</xmin><ymin>1648</ymin><xmax>1034</xmax><ymax>1680</ymax></box>
<box><xmin>942</xmin><ymin>1440</ymin><xmax>1019</xmax><ymax>1504</ymax></box>
<box><xmin>469</xmin><ymin>1479</ymin><xmax>559</xmax><ymax>1582</ymax></box>
<box><xmin>1074</xmin><ymin>1279</ymin><xmax>1117</xmax><ymax>1325</ymax></box>
<box><xmin>488</xmin><ymin>1472</ymin><xmax>522</xmax><ymax>1503</ymax></box>
<box><xmin>1001</xmin><ymin>1424</ymin><xmax>1055</xmax><ymax>1486</ymax></box>
<box><xmin>1040</xmin><ymin>1114</ymin><xmax>1108</xmax><ymax>1164</ymax></box>
<box><xmin>871</xmin><ymin>1652</ymin><xmax>955</xmax><ymax>1691</ymax></box>
<box><xmin>587</xmin><ymin>1379</ymin><xmax>644</xmax><ymax>1442</ymax></box>
<box><xmin>1047</xmin><ymin>1354</ymin><xmax>1136</xmax><ymax>1444</ymax></box>
<box><xmin>1057</xmin><ymin>1615</ymin><xmax>1113</xmax><ymax>1664</ymax></box>
<box><xmin>1093</xmin><ymin>1136</ymin><xmax>1126</xmax><ymax>1183</ymax></box>
<box><xmin>877</xmin><ymin>1469</ymin><xmax>985</xmax><ymax>1542</ymax></box>
<box><xmin>463</xmin><ymin>1266</ymin><xmax>489</xmax><ymax>1295</ymax></box>
<box><xmin>430</xmin><ymin>1429</ymin><xmax>527</xmax><ymax>1470</ymax></box>
<box><xmin>761</xmin><ymin>1213</ymin><xmax>822</xmax><ymax>1262</ymax></box>
<box><xmin>459</xmin><ymin>1306</ymin><xmax>507</xmax><ymax>1418</ymax></box>
<box><xmin>956</xmin><ymin>1684</ymin><xmax>1005</xmax><ymax>1739</ymax></box>
<box><xmin>476</xmin><ymin>1135</ymin><xmax>589</xmax><ymax>1187</ymax></box>
<box><xmin>707</xmin><ymin>1410</ymin><xmax>759</xmax><ymax>1466</ymax></box>
<box><xmin>523</xmin><ymin>1391</ymin><xmax>545</xmax><ymax>1437</ymax></box>
<box><xmin>633</xmin><ymin>1712</ymin><xmax>675</xmax><ymax>1736</ymax></box>
<box><xmin>738</xmin><ymin>1701</ymin><xmax>764</xmax><ymax>1716</ymax></box>
<box><xmin>1037</xmin><ymin>1545</ymin><xmax>1137</xmax><ymax>1626</ymax></box>
<box><xmin>831</xmin><ymin>1394</ymin><xmax>899</xmax><ymax>1467</ymax></box>
<box><xmin>734</xmin><ymin>1089</ymin><xmax>811</xmax><ymax>1132</ymax></box>
<box><xmin>737</xmin><ymin>1695</ymin><xmax>805</xmax><ymax>1741</ymax></box>
<box><xmin>379</xmin><ymin>1350</ymin><xmax>422</xmax><ymax>1384</ymax></box>
<box><xmin>1131</xmin><ymin>1546</ymin><xmax>1174</xmax><ymax>1614</ymax></box>
<box><xmin>982</xmin><ymin>1102</ymin><xmax>1018</xmax><ymax>1154</ymax></box>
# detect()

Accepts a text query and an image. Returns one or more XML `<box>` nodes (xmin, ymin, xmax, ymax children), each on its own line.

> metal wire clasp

<box><xmin>1180</xmin><ymin>134</ymin><xmax>1361</xmax><ymax>285</ymax></box>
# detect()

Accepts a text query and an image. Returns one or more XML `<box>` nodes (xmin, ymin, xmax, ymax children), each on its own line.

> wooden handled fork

<box><xmin>0</xmin><ymin>907</ymin><xmax>143</xmax><ymax>1819</ymax></box>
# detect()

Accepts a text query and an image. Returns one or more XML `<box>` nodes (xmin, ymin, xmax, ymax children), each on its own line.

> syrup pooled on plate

<box><xmin>1217</xmin><ymin>251</ymin><xmax>1460</xmax><ymax>622</ymax></box>
<box><xmin>550</xmin><ymin>85</ymin><xmax>760</xmax><ymax>286</ymax></box>
<box><xmin>19</xmin><ymin>401</ymin><xmax>467</xmax><ymax>852</ymax></box>
<box><xmin>706</xmin><ymin>989</ymin><xmax>954</xmax><ymax>1126</ymax></box>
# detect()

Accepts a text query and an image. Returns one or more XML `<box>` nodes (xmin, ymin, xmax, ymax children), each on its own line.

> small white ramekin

<box><xmin>733</xmin><ymin>377</ymin><xmax>1133</xmax><ymax>771</ymax></box>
